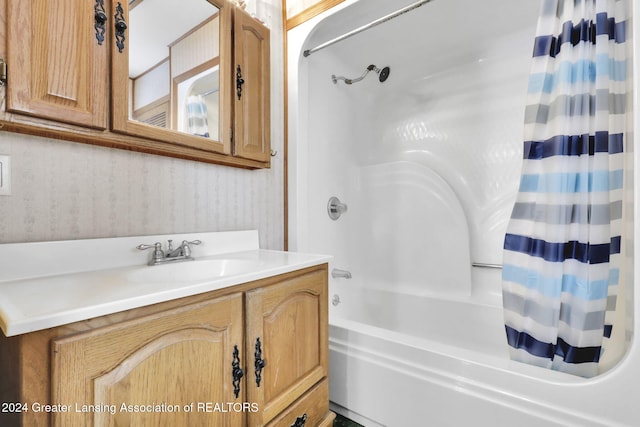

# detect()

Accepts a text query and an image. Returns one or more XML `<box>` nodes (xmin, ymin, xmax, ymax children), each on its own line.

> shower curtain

<box><xmin>502</xmin><ymin>0</ymin><xmax>628</xmax><ymax>377</ymax></box>
<box><xmin>186</xmin><ymin>95</ymin><xmax>211</xmax><ymax>138</ymax></box>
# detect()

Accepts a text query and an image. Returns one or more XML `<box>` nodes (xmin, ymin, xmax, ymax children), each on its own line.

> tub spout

<box><xmin>332</xmin><ymin>268</ymin><xmax>352</xmax><ymax>279</ymax></box>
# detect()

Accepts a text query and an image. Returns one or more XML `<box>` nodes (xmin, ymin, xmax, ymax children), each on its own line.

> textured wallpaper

<box><xmin>0</xmin><ymin>132</ymin><xmax>284</xmax><ymax>249</ymax></box>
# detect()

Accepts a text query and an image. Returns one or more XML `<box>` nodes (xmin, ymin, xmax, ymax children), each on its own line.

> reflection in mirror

<box><xmin>176</xmin><ymin>65</ymin><xmax>220</xmax><ymax>138</ymax></box>
<box><xmin>128</xmin><ymin>0</ymin><xmax>221</xmax><ymax>141</ymax></box>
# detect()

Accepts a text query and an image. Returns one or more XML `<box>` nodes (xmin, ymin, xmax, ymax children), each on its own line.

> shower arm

<box><xmin>332</xmin><ymin>64</ymin><xmax>390</xmax><ymax>85</ymax></box>
<box><xmin>331</xmin><ymin>64</ymin><xmax>380</xmax><ymax>85</ymax></box>
<box><xmin>332</xmin><ymin>65</ymin><xmax>378</xmax><ymax>85</ymax></box>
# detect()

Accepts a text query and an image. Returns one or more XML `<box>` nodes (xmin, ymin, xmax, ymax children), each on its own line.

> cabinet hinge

<box><xmin>0</xmin><ymin>59</ymin><xmax>7</xmax><ymax>86</ymax></box>
<box><xmin>230</xmin><ymin>127</ymin><xmax>234</xmax><ymax>143</ymax></box>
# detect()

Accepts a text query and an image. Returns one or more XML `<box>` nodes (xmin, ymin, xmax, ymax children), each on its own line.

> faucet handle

<box><xmin>136</xmin><ymin>242</ymin><xmax>165</xmax><ymax>263</ymax></box>
<box><xmin>181</xmin><ymin>240</ymin><xmax>201</xmax><ymax>257</ymax></box>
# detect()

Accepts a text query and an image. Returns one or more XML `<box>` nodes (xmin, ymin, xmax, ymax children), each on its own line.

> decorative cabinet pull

<box><xmin>236</xmin><ymin>65</ymin><xmax>244</xmax><ymax>100</ymax></box>
<box><xmin>254</xmin><ymin>337</ymin><xmax>266</xmax><ymax>387</ymax></box>
<box><xmin>232</xmin><ymin>345</ymin><xmax>244</xmax><ymax>398</ymax></box>
<box><xmin>290</xmin><ymin>413</ymin><xmax>307</xmax><ymax>427</ymax></box>
<box><xmin>114</xmin><ymin>3</ymin><xmax>128</xmax><ymax>53</ymax></box>
<box><xmin>94</xmin><ymin>0</ymin><xmax>107</xmax><ymax>45</ymax></box>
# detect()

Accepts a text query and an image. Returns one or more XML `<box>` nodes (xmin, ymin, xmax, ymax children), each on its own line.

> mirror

<box><xmin>128</xmin><ymin>0</ymin><xmax>222</xmax><ymax>141</ymax></box>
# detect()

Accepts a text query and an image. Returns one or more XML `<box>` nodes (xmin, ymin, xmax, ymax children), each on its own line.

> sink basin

<box><xmin>127</xmin><ymin>258</ymin><xmax>262</xmax><ymax>283</ymax></box>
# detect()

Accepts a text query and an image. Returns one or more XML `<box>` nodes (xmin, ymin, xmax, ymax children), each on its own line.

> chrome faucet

<box><xmin>136</xmin><ymin>239</ymin><xmax>202</xmax><ymax>266</ymax></box>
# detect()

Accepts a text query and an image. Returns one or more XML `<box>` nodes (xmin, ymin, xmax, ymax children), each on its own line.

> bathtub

<box><xmin>287</xmin><ymin>0</ymin><xmax>640</xmax><ymax>425</ymax></box>
<box><xmin>327</xmin><ymin>269</ymin><xmax>620</xmax><ymax>427</ymax></box>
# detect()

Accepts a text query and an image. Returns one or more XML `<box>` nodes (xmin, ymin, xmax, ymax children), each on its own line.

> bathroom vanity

<box><xmin>0</xmin><ymin>231</ymin><xmax>334</xmax><ymax>426</ymax></box>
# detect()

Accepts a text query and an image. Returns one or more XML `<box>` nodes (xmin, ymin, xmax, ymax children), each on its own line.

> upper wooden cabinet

<box><xmin>5</xmin><ymin>0</ymin><xmax>108</xmax><ymax>129</ymax></box>
<box><xmin>233</xmin><ymin>9</ymin><xmax>270</xmax><ymax>162</ymax></box>
<box><xmin>111</xmin><ymin>0</ymin><xmax>234</xmax><ymax>155</ymax></box>
<box><xmin>0</xmin><ymin>0</ymin><xmax>271</xmax><ymax>169</ymax></box>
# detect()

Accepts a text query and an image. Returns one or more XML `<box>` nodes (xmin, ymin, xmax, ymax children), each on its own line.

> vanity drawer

<box><xmin>265</xmin><ymin>379</ymin><xmax>334</xmax><ymax>427</ymax></box>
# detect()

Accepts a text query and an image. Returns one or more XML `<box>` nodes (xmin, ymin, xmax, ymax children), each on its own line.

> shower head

<box><xmin>378</xmin><ymin>66</ymin><xmax>390</xmax><ymax>82</ymax></box>
<box><xmin>332</xmin><ymin>64</ymin><xmax>391</xmax><ymax>85</ymax></box>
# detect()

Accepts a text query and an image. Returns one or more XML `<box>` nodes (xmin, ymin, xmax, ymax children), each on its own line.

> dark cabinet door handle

<box><xmin>232</xmin><ymin>345</ymin><xmax>244</xmax><ymax>398</ymax></box>
<box><xmin>254</xmin><ymin>337</ymin><xmax>266</xmax><ymax>387</ymax></box>
<box><xmin>114</xmin><ymin>2</ymin><xmax>128</xmax><ymax>53</ymax></box>
<box><xmin>94</xmin><ymin>0</ymin><xmax>107</xmax><ymax>45</ymax></box>
<box><xmin>236</xmin><ymin>65</ymin><xmax>245</xmax><ymax>100</ymax></box>
<box><xmin>291</xmin><ymin>413</ymin><xmax>307</xmax><ymax>427</ymax></box>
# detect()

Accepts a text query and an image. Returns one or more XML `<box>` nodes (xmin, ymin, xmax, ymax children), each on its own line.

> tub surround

<box><xmin>0</xmin><ymin>230</ymin><xmax>334</xmax><ymax>426</ymax></box>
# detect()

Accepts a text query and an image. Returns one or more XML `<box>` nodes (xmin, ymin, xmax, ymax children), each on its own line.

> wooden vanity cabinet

<box><xmin>246</xmin><ymin>268</ymin><xmax>329</xmax><ymax>426</ymax></box>
<box><xmin>0</xmin><ymin>265</ymin><xmax>334</xmax><ymax>427</ymax></box>
<box><xmin>0</xmin><ymin>0</ymin><xmax>271</xmax><ymax>169</ymax></box>
<box><xmin>52</xmin><ymin>293</ymin><xmax>245</xmax><ymax>427</ymax></box>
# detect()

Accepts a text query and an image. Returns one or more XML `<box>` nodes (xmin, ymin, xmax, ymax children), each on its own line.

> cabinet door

<box><xmin>246</xmin><ymin>268</ymin><xmax>329</xmax><ymax>425</ymax></box>
<box><xmin>51</xmin><ymin>293</ymin><xmax>245</xmax><ymax>427</ymax></box>
<box><xmin>6</xmin><ymin>0</ymin><xmax>108</xmax><ymax>129</ymax></box>
<box><xmin>233</xmin><ymin>8</ymin><xmax>270</xmax><ymax>163</ymax></box>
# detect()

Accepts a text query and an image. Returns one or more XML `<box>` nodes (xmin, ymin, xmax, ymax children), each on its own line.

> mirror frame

<box><xmin>111</xmin><ymin>0</ymin><xmax>232</xmax><ymax>154</ymax></box>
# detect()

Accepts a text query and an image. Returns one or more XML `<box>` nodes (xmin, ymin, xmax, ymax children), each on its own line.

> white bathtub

<box><xmin>287</xmin><ymin>0</ymin><xmax>640</xmax><ymax>425</ymax></box>
<box><xmin>327</xmin><ymin>269</ymin><xmax>620</xmax><ymax>426</ymax></box>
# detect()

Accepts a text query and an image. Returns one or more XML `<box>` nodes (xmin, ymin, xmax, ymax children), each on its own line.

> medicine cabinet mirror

<box><xmin>112</xmin><ymin>0</ymin><xmax>232</xmax><ymax>154</ymax></box>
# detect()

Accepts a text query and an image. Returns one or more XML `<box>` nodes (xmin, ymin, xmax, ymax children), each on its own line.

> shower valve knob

<box><xmin>327</xmin><ymin>196</ymin><xmax>348</xmax><ymax>220</ymax></box>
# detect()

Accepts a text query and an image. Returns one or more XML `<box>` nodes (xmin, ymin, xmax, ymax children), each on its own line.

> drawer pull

<box><xmin>254</xmin><ymin>337</ymin><xmax>266</xmax><ymax>387</ymax></box>
<box><xmin>232</xmin><ymin>345</ymin><xmax>244</xmax><ymax>398</ymax></box>
<box><xmin>291</xmin><ymin>413</ymin><xmax>307</xmax><ymax>427</ymax></box>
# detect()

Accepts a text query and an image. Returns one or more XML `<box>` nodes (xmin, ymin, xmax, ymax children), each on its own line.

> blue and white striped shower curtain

<box><xmin>502</xmin><ymin>0</ymin><xmax>628</xmax><ymax>377</ymax></box>
<box><xmin>186</xmin><ymin>95</ymin><xmax>210</xmax><ymax>138</ymax></box>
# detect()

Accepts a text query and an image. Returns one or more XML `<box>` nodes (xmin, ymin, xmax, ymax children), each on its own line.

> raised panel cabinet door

<box><xmin>245</xmin><ymin>267</ymin><xmax>329</xmax><ymax>426</ymax></box>
<box><xmin>6</xmin><ymin>0</ymin><xmax>108</xmax><ymax>129</ymax></box>
<box><xmin>50</xmin><ymin>293</ymin><xmax>245</xmax><ymax>427</ymax></box>
<box><xmin>233</xmin><ymin>8</ymin><xmax>270</xmax><ymax>163</ymax></box>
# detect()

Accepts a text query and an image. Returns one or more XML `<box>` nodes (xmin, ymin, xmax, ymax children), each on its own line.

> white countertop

<box><xmin>0</xmin><ymin>231</ymin><xmax>331</xmax><ymax>337</ymax></box>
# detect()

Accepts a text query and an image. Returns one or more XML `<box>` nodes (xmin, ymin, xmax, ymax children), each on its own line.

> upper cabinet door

<box><xmin>233</xmin><ymin>9</ymin><xmax>270</xmax><ymax>163</ymax></box>
<box><xmin>111</xmin><ymin>0</ymin><xmax>233</xmax><ymax>154</ymax></box>
<box><xmin>6</xmin><ymin>0</ymin><xmax>108</xmax><ymax>129</ymax></box>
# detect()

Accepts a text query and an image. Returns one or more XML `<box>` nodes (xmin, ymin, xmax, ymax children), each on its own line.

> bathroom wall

<box><xmin>0</xmin><ymin>0</ymin><xmax>285</xmax><ymax>249</ymax></box>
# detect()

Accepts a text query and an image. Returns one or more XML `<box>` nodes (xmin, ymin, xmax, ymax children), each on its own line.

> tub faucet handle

<box><xmin>328</xmin><ymin>196</ymin><xmax>348</xmax><ymax>220</ymax></box>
